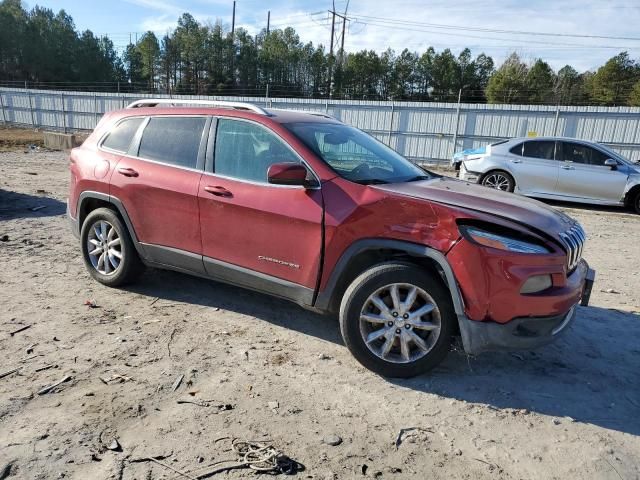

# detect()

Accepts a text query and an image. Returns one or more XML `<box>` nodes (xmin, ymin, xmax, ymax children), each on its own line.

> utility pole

<box><xmin>231</xmin><ymin>1</ymin><xmax>236</xmax><ymax>93</ymax></box>
<box><xmin>328</xmin><ymin>1</ymin><xmax>350</xmax><ymax>98</ymax></box>
<box><xmin>267</xmin><ymin>11</ymin><xmax>270</xmax><ymax>35</ymax></box>
<box><xmin>328</xmin><ymin>4</ymin><xmax>336</xmax><ymax>97</ymax></box>
<box><xmin>231</xmin><ymin>1</ymin><xmax>236</xmax><ymax>37</ymax></box>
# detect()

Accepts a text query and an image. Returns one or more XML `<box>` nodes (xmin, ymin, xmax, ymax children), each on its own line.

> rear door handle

<box><xmin>561</xmin><ymin>165</ymin><xmax>574</xmax><ymax>170</ymax></box>
<box><xmin>117</xmin><ymin>167</ymin><xmax>139</xmax><ymax>177</ymax></box>
<box><xmin>511</xmin><ymin>159</ymin><xmax>522</xmax><ymax>164</ymax></box>
<box><xmin>204</xmin><ymin>185</ymin><xmax>233</xmax><ymax>197</ymax></box>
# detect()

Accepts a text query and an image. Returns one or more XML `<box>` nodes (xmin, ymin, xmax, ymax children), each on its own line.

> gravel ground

<box><xmin>0</xmin><ymin>150</ymin><xmax>639</xmax><ymax>480</ymax></box>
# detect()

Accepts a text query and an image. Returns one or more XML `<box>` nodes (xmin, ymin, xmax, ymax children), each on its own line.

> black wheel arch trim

<box><xmin>314</xmin><ymin>239</ymin><xmax>466</xmax><ymax>315</ymax></box>
<box><xmin>74</xmin><ymin>191</ymin><xmax>147</xmax><ymax>259</ymax></box>
<box><xmin>314</xmin><ymin>238</ymin><xmax>483</xmax><ymax>353</ymax></box>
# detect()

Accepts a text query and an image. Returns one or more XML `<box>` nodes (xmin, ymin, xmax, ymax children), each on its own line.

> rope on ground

<box><xmin>184</xmin><ymin>438</ymin><xmax>304</xmax><ymax>479</ymax></box>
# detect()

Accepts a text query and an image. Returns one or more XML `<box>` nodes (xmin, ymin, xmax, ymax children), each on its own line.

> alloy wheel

<box><xmin>359</xmin><ymin>283</ymin><xmax>441</xmax><ymax>364</ymax></box>
<box><xmin>483</xmin><ymin>173</ymin><xmax>511</xmax><ymax>191</ymax></box>
<box><xmin>86</xmin><ymin>220</ymin><xmax>122</xmax><ymax>275</ymax></box>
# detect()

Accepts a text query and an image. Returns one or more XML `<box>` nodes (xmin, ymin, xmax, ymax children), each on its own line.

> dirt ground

<box><xmin>0</xmin><ymin>126</ymin><xmax>44</xmax><ymax>152</ymax></box>
<box><xmin>0</xmin><ymin>148</ymin><xmax>639</xmax><ymax>480</ymax></box>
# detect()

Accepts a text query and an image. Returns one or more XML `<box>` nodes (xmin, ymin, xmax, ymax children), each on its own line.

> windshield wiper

<box><xmin>405</xmin><ymin>175</ymin><xmax>431</xmax><ymax>182</ymax></box>
<box><xmin>356</xmin><ymin>178</ymin><xmax>390</xmax><ymax>185</ymax></box>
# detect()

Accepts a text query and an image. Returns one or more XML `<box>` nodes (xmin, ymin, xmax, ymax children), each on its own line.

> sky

<box><xmin>36</xmin><ymin>0</ymin><xmax>640</xmax><ymax>72</ymax></box>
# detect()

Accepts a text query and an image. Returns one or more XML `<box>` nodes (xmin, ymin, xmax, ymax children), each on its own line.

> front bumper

<box><xmin>458</xmin><ymin>265</ymin><xmax>595</xmax><ymax>354</ymax></box>
<box><xmin>458</xmin><ymin>306</ymin><xmax>577</xmax><ymax>354</ymax></box>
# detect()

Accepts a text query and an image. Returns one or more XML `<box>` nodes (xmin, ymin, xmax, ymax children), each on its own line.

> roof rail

<box><xmin>126</xmin><ymin>98</ymin><xmax>269</xmax><ymax>115</ymax></box>
<box><xmin>270</xmin><ymin>108</ymin><xmax>337</xmax><ymax>120</ymax></box>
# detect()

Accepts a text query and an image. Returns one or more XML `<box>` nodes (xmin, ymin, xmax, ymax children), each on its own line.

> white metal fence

<box><xmin>1</xmin><ymin>87</ymin><xmax>640</xmax><ymax>164</ymax></box>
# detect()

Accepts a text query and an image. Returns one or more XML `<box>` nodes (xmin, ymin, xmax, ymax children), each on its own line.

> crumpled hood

<box><xmin>376</xmin><ymin>176</ymin><xmax>577</xmax><ymax>240</ymax></box>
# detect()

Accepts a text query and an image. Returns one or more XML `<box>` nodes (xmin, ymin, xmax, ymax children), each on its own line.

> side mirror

<box><xmin>268</xmin><ymin>162</ymin><xmax>310</xmax><ymax>187</ymax></box>
<box><xmin>604</xmin><ymin>158</ymin><xmax>617</xmax><ymax>170</ymax></box>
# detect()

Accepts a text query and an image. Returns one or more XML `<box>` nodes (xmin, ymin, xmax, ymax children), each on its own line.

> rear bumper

<box><xmin>458</xmin><ymin>163</ymin><xmax>482</xmax><ymax>182</ymax></box>
<box><xmin>67</xmin><ymin>199</ymin><xmax>79</xmax><ymax>239</ymax></box>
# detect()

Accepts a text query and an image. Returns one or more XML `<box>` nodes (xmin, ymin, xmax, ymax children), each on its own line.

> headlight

<box><xmin>461</xmin><ymin>226</ymin><xmax>550</xmax><ymax>254</ymax></box>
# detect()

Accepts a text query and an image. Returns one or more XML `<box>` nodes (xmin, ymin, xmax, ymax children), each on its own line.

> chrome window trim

<box><xmin>210</xmin><ymin>116</ymin><xmax>321</xmax><ymax>189</ymax></box>
<box><xmin>201</xmin><ymin>171</ymin><xmax>320</xmax><ymax>190</ymax></box>
<box><xmin>99</xmin><ymin>114</ymin><xmax>210</xmax><ymax>173</ymax></box>
<box><xmin>97</xmin><ymin>116</ymin><xmax>147</xmax><ymax>155</ymax></box>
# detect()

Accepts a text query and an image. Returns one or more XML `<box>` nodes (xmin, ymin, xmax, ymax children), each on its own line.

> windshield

<box><xmin>284</xmin><ymin>122</ymin><xmax>431</xmax><ymax>184</ymax></box>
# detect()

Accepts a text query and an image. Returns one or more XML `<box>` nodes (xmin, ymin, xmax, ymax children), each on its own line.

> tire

<box><xmin>80</xmin><ymin>207</ymin><xmax>143</xmax><ymax>287</ymax></box>
<box><xmin>481</xmin><ymin>170</ymin><xmax>515</xmax><ymax>192</ymax></box>
<box><xmin>339</xmin><ymin>262</ymin><xmax>455</xmax><ymax>378</ymax></box>
<box><xmin>633</xmin><ymin>190</ymin><xmax>640</xmax><ymax>215</ymax></box>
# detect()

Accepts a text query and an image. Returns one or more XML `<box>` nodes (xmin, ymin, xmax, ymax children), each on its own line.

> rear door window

<box><xmin>522</xmin><ymin>141</ymin><xmax>556</xmax><ymax>160</ymax></box>
<box><xmin>138</xmin><ymin>116</ymin><xmax>206</xmax><ymax>169</ymax></box>
<box><xmin>102</xmin><ymin>117</ymin><xmax>144</xmax><ymax>153</ymax></box>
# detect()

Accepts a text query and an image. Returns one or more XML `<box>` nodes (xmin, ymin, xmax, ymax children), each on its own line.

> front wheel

<box><xmin>633</xmin><ymin>190</ymin><xmax>640</xmax><ymax>215</ymax></box>
<box><xmin>482</xmin><ymin>170</ymin><xmax>515</xmax><ymax>192</ymax></box>
<box><xmin>339</xmin><ymin>263</ymin><xmax>455</xmax><ymax>378</ymax></box>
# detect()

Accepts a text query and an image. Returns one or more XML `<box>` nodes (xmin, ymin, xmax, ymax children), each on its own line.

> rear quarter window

<box><xmin>101</xmin><ymin>117</ymin><xmax>144</xmax><ymax>153</ymax></box>
<box><xmin>509</xmin><ymin>143</ymin><xmax>524</xmax><ymax>156</ymax></box>
<box><xmin>138</xmin><ymin>116</ymin><xmax>206</xmax><ymax>169</ymax></box>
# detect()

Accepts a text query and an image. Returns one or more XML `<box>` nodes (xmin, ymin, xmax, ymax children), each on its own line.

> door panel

<box><xmin>108</xmin><ymin>115</ymin><xmax>208</xmax><ymax>261</ymax></box>
<box><xmin>199</xmin><ymin>118</ymin><xmax>323</xmax><ymax>290</ymax></box>
<box><xmin>199</xmin><ymin>176</ymin><xmax>323</xmax><ymax>290</ymax></box>
<box><xmin>556</xmin><ymin>142</ymin><xmax>628</xmax><ymax>202</ymax></box>
<box><xmin>110</xmin><ymin>157</ymin><xmax>204</xmax><ymax>255</ymax></box>
<box><xmin>508</xmin><ymin>140</ymin><xmax>559</xmax><ymax>194</ymax></box>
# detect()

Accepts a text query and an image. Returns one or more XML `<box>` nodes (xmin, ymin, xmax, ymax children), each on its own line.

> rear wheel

<box><xmin>339</xmin><ymin>263</ymin><xmax>455</xmax><ymax>378</ymax></box>
<box><xmin>80</xmin><ymin>208</ymin><xmax>143</xmax><ymax>287</ymax></box>
<box><xmin>482</xmin><ymin>170</ymin><xmax>515</xmax><ymax>192</ymax></box>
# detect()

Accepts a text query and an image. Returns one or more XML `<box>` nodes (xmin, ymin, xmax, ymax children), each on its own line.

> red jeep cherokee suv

<box><xmin>68</xmin><ymin>99</ymin><xmax>595</xmax><ymax>377</ymax></box>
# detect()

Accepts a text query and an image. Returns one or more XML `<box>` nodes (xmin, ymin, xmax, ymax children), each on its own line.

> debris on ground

<box><xmin>99</xmin><ymin>373</ymin><xmax>132</xmax><ymax>384</ymax></box>
<box><xmin>106</xmin><ymin>438</ymin><xmax>121</xmax><ymax>452</ymax></box>
<box><xmin>323</xmin><ymin>435</ymin><xmax>343</xmax><ymax>446</ymax></box>
<box><xmin>37</xmin><ymin>375</ymin><xmax>72</xmax><ymax>395</ymax></box>
<box><xmin>172</xmin><ymin>374</ymin><xmax>184</xmax><ymax>392</ymax></box>
<box><xmin>84</xmin><ymin>299</ymin><xmax>99</xmax><ymax>308</ymax></box>
<box><xmin>601</xmin><ymin>288</ymin><xmax>620</xmax><ymax>294</ymax></box>
<box><xmin>0</xmin><ymin>367</ymin><xmax>21</xmax><ymax>380</ymax></box>
<box><xmin>395</xmin><ymin>427</ymin><xmax>434</xmax><ymax>449</ymax></box>
<box><xmin>9</xmin><ymin>325</ymin><xmax>31</xmax><ymax>337</ymax></box>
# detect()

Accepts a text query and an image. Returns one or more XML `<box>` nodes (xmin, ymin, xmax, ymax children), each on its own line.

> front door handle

<box><xmin>561</xmin><ymin>165</ymin><xmax>574</xmax><ymax>170</ymax></box>
<box><xmin>204</xmin><ymin>185</ymin><xmax>233</xmax><ymax>197</ymax></box>
<box><xmin>117</xmin><ymin>167</ymin><xmax>139</xmax><ymax>177</ymax></box>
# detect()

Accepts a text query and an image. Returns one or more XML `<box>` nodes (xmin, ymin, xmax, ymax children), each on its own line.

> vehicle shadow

<box><xmin>400</xmin><ymin>306</ymin><xmax>640</xmax><ymax>436</ymax></box>
<box><xmin>534</xmin><ymin>198</ymin><xmax>635</xmax><ymax>216</ymax></box>
<box><xmin>126</xmin><ymin>269</ymin><xmax>640</xmax><ymax>436</ymax></box>
<box><xmin>126</xmin><ymin>268</ymin><xmax>344</xmax><ymax>345</ymax></box>
<box><xmin>0</xmin><ymin>188</ymin><xmax>66</xmax><ymax>220</ymax></box>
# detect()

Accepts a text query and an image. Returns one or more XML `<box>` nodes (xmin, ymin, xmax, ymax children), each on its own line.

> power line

<box><xmin>349</xmin><ymin>13</ymin><xmax>640</xmax><ymax>42</ymax></box>
<box><xmin>348</xmin><ymin>18</ymin><xmax>637</xmax><ymax>50</ymax></box>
